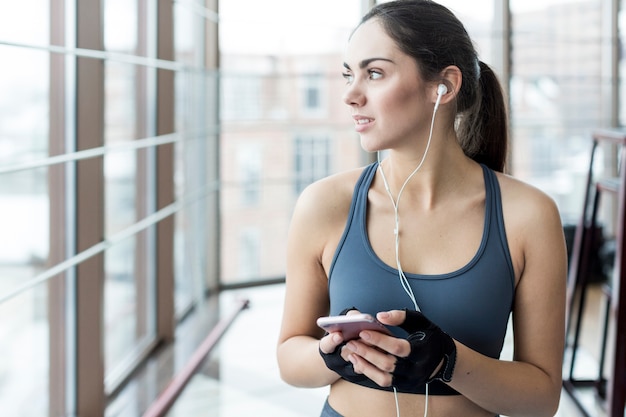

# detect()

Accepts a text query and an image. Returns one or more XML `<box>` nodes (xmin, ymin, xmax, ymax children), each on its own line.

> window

<box><xmin>238</xmin><ymin>228</ymin><xmax>260</xmax><ymax>280</ymax></box>
<box><xmin>510</xmin><ymin>0</ymin><xmax>605</xmax><ymax>223</ymax></box>
<box><xmin>0</xmin><ymin>1</ymin><xmax>220</xmax><ymax>415</ymax></box>
<box><xmin>301</xmin><ymin>73</ymin><xmax>325</xmax><ymax>117</ymax></box>
<box><xmin>0</xmin><ymin>4</ymin><xmax>50</xmax><ymax>416</ymax></box>
<box><xmin>218</xmin><ymin>0</ymin><xmax>363</xmax><ymax>286</ymax></box>
<box><xmin>221</xmin><ymin>73</ymin><xmax>262</xmax><ymax>121</ymax></box>
<box><xmin>238</xmin><ymin>143</ymin><xmax>262</xmax><ymax>206</ymax></box>
<box><xmin>294</xmin><ymin>135</ymin><xmax>331</xmax><ymax>194</ymax></box>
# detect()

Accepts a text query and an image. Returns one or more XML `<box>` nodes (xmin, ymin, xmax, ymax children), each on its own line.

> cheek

<box><xmin>379</xmin><ymin>88</ymin><xmax>423</xmax><ymax>119</ymax></box>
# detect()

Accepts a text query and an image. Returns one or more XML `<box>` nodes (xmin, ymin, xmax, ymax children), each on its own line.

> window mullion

<box><xmin>74</xmin><ymin>0</ymin><xmax>106</xmax><ymax>415</ymax></box>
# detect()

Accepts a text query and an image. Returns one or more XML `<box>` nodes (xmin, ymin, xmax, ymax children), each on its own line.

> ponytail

<box><xmin>456</xmin><ymin>61</ymin><xmax>509</xmax><ymax>173</ymax></box>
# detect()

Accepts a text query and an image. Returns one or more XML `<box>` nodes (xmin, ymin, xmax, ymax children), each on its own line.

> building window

<box><xmin>221</xmin><ymin>74</ymin><xmax>261</xmax><ymax>121</ymax></box>
<box><xmin>300</xmin><ymin>73</ymin><xmax>325</xmax><ymax>118</ymax></box>
<box><xmin>294</xmin><ymin>135</ymin><xmax>330</xmax><ymax>194</ymax></box>
<box><xmin>238</xmin><ymin>228</ymin><xmax>260</xmax><ymax>280</ymax></box>
<box><xmin>304</xmin><ymin>78</ymin><xmax>321</xmax><ymax>109</ymax></box>
<box><xmin>238</xmin><ymin>143</ymin><xmax>262</xmax><ymax>206</ymax></box>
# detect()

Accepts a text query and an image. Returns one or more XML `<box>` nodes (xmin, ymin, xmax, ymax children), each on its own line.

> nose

<box><xmin>342</xmin><ymin>81</ymin><xmax>365</xmax><ymax>107</ymax></box>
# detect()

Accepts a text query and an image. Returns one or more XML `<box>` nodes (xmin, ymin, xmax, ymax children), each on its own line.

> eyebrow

<box><xmin>343</xmin><ymin>57</ymin><xmax>394</xmax><ymax>70</ymax></box>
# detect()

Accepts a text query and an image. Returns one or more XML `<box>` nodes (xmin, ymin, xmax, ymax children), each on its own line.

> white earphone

<box><xmin>434</xmin><ymin>83</ymin><xmax>447</xmax><ymax>111</ymax></box>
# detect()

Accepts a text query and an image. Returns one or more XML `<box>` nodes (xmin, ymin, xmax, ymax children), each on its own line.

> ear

<box><xmin>432</xmin><ymin>65</ymin><xmax>462</xmax><ymax>105</ymax></box>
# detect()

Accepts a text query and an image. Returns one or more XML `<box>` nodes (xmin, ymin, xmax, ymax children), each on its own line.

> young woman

<box><xmin>277</xmin><ymin>1</ymin><xmax>567</xmax><ymax>416</ymax></box>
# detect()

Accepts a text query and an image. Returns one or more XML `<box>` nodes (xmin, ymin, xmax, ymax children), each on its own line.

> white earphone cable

<box><xmin>378</xmin><ymin>90</ymin><xmax>441</xmax><ymax>311</ymax></box>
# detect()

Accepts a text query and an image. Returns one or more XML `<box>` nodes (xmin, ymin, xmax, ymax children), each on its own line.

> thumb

<box><xmin>319</xmin><ymin>331</ymin><xmax>344</xmax><ymax>354</ymax></box>
<box><xmin>395</xmin><ymin>309</ymin><xmax>436</xmax><ymax>334</ymax></box>
<box><xmin>376</xmin><ymin>310</ymin><xmax>406</xmax><ymax>326</ymax></box>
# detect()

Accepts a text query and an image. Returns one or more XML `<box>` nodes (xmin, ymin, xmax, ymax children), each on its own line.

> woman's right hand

<box><xmin>319</xmin><ymin>330</ymin><xmax>372</xmax><ymax>385</ymax></box>
<box><xmin>319</xmin><ymin>309</ymin><xmax>382</xmax><ymax>384</ymax></box>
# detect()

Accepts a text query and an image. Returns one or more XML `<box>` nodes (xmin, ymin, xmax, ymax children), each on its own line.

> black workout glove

<box><xmin>319</xmin><ymin>307</ymin><xmax>370</xmax><ymax>385</ymax></box>
<box><xmin>319</xmin><ymin>341</ymin><xmax>370</xmax><ymax>385</ymax></box>
<box><xmin>391</xmin><ymin>309</ymin><xmax>457</xmax><ymax>391</ymax></box>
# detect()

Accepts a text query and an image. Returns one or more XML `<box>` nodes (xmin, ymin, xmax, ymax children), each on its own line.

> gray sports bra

<box><xmin>328</xmin><ymin>162</ymin><xmax>515</xmax><ymax>395</ymax></box>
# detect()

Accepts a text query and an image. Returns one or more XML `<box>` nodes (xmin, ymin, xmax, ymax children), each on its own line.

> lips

<box><xmin>353</xmin><ymin>116</ymin><xmax>374</xmax><ymax>132</ymax></box>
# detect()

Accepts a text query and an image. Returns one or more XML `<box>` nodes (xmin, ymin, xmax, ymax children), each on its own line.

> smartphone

<box><xmin>317</xmin><ymin>313</ymin><xmax>392</xmax><ymax>340</ymax></box>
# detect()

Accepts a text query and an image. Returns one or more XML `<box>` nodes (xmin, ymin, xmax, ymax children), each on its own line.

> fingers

<box><xmin>347</xmin><ymin>339</ymin><xmax>397</xmax><ymax>371</ymax></box>
<box><xmin>348</xmin><ymin>352</ymin><xmax>394</xmax><ymax>387</ymax></box>
<box><xmin>376</xmin><ymin>309</ymin><xmax>407</xmax><ymax>326</ymax></box>
<box><xmin>359</xmin><ymin>329</ymin><xmax>411</xmax><ymax>358</ymax></box>
<box><xmin>345</xmin><ymin>334</ymin><xmax>411</xmax><ymax>387</ymax></box>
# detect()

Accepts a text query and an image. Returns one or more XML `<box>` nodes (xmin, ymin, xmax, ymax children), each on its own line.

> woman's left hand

<box><xmin>346</xmin><ymin>309</ymin><xmax>456</xmax><ymax>390</ymax></box>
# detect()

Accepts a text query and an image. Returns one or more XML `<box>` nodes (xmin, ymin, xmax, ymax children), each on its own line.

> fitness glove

<box><xmin>391</xmin><ymin>309</ymin><xmax>457</xmax><ymax>391</ymax></box>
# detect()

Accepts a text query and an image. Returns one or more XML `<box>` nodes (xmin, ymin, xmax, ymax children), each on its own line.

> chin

<box><xmin>360</xmin><ymin>137</ymin><xmax>385</xmax><ymax>153</ymax></box>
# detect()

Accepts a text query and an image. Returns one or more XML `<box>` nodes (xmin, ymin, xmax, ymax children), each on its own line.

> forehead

<box><xmin>344</xmin><ymin>18</ymin><xmax>403</xmax><ymax>64</ymax></box>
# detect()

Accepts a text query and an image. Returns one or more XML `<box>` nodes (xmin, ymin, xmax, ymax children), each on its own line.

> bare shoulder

<box><xmin>288</xmin><ymin>166</ymin><xmax>367</xmax><ymax>255</ymax></box>
<box><xmin>494</xmin><ymin>172</ymin><xmax>567</xmax><ymax>267</ymax></box>
<box><xmin>293</xmin><ymin>166</ymin><xmax>366</xmax><ymax>224</ymax></box>
<box><xmin>495</xmin><ymin>171</ymin><xmax>562</xmax><ymax>226</ymax></box>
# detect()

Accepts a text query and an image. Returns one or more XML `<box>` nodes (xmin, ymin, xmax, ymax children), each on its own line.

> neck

<box><xmin>377</xmin><ymin>146</ymin><xmax>472</xmax><ymax>208</ymax></box>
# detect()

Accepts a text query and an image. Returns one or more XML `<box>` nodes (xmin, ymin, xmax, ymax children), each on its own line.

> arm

<box><xmin>276</xmin><ymin>176</ymin><xmax>352</xmax><ymax>387</ymax></box>
<box><xmin>343</xmin><ymin>182</ymin><xmax>567</xmax><ymax>416</ymax></box>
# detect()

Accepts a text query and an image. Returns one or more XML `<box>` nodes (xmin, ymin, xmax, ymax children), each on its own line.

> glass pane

<box><xmin>174</xmin><ymin>2</ymin><xmax>202</xmax><ymax>66</ymax></box>
<box><xmin>174</xmin><ymin>80</ymin><xmax>196</xmax><ymax>312</ymax></box>
<box><xmin>174</xmin><ymin>0</ymin><xmax>218</xmax><ymax>311</ymax></box>
<box><xmin>173</xmin><ymin>69</ymin><xmax>218</xmax><ymax>313</ymax></box>
<box><xmin>174</xmin><ymin>133</ymin><xmax>204</xmax><ymax>314</ymax></box>
<box><xmin>103</xmin><ymin>0</ymin><xmax>156</xmax><ymax>386</ymax></box>
<box><xmin>0</xmin><ymin>172</ymin><xmax>49</xmax><ymax>415</ymax></box>
<box><xmin>510</xmin><ymin>0</ymin><xmax>605</xmax><ymax>223</ymax></box>
<box><xmin>104</xmin><ymin>0</ymin><xmax>138</xmax><ymax>53</ymax></box>
<box><xmin>104</xmin><ymin>230</ymin><xmax>158</xmax><ymax>386</ymax></box>
<box><xmin>0</xmin><ymin>288</ymin><xmax>49</xmax><ymax>416</ymax></box>
<box><xmin>0</xmin><ymin>0</ymin><xmax>48</xmax><ymax>45</ymax></box>
<box><xmin>105</xmin><ymin>151</ymin><xmax>137</xmax><ymax>235</ymax></box>
<box><xmin>0</xmin><ymin>47</ymin><xmax>49</xmax><ymax>165</ymax></box>
<box><xmin>0</xmin><ymin>35</ymin><xmax>50</xmax><ymax>416</ymax></box>
<box><xmin>218</xmin><ymin>0</ymin><xmax>363</xmax><ymax>286</ymax></box>
<box><xmin>437</xmin><ymin>0</ymin><xmax>498</xmax><ymax>71</ymax></box>
<box><xmin>104</xmin><ymin>238</ymin><xmax>136</xmax><ymax>374</ymax></box>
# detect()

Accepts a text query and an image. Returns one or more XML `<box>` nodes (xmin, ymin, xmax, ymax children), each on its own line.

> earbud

<box><xmin>434</xmin><ymin>84</ymin><xmax>447</xmax><ymax>111</ymax></box>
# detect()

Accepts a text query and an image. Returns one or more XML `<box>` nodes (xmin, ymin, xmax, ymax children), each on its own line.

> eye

<box><xmin>368</xmin><ymin>69</ymin><xmax>383</xmax><ymax>80</ymax></box>
<box><xmin>342</xmin><ymin>72</ymin><xmax>354</xmax><ymax>84</ymax></box>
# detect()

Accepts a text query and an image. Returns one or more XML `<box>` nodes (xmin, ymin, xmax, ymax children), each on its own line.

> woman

<box><xmin>277</xmin><ymin>1</ymin><xmax>567</xmax><ymax>416</ymax></box>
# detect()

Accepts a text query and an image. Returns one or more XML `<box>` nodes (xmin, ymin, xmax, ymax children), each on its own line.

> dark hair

<box><xmin>359</xmin><ymin>0</ymin><xmax>508</xmax><ymax>172</ymax></box>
